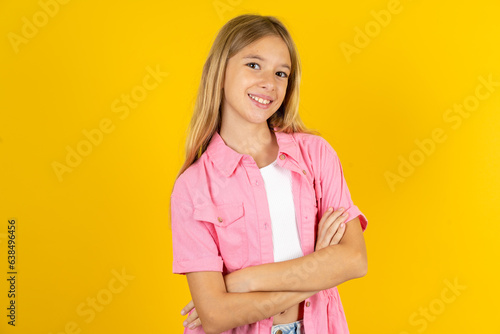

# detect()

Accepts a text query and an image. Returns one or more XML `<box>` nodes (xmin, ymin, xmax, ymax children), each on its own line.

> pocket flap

<box><xmin>193</xmin><ymin>202</ymin><xmax>244</xmax><ymax>227</ymax></box>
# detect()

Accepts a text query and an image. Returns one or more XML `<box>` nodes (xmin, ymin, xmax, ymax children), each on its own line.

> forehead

<box><xmin>235</xmin><ymin>35</ymin><xmax>291</xmax><ymax>62</ymax></box>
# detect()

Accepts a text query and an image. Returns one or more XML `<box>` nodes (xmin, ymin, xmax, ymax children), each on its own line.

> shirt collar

<box><xmin>206</xmin><ymin>127</ymin><xmax>299</xmax><ymax>177</ymax></box>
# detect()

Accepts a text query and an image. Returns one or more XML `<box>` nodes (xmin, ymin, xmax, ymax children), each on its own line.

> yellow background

<box><xmin>1</xmin><ymin>0</ymin><xmax>499</xmax><ymax>333</ymax></box>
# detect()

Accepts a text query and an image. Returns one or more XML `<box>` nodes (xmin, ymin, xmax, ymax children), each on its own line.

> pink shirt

<box><xmin>171</xmin><ymin>127</ymin><xmax>368</xmax><ymax>333</ymax></box>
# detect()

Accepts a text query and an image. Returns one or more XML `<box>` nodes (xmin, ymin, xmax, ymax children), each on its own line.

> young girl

<box><xmin>170</xmin><ymin>14</ymin><xmax>368</xmax><ymax>334</ymax></box>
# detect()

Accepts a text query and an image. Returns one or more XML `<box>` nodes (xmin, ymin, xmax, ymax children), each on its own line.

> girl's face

<box><xmin>221</xmin><ymin>35</ymin><xmax>291</xmax><ymax>129</ymax></box>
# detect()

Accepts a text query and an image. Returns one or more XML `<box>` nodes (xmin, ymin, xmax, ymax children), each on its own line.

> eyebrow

<box><xmin>242</xmin><ymin>54</ymin><xmax>291</xmax><ymax>71</ymax></box>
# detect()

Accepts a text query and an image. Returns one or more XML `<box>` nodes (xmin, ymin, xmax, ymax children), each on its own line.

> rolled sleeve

<box><xmin>170</xmin><ymin>194</ymin><xmax>224</xmax><ymax>275</ymax></box>
<box><xmin>318</xmin><ymin>138</ymin><xmax>368</xmax><ymax>232</ymax></box>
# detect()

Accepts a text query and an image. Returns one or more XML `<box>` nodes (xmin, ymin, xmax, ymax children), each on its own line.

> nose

<box><xmin>259</xmin><ymin>70</ymin><xmax>276</xmax><ymax>91</ymax></box>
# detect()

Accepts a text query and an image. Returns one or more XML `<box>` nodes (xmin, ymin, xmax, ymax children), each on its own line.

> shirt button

<box><xmin>279</xmin><ymin>154</ymin><xmax>286</xmax><ymax>160</ymax></box>
<box><xmin>302</xmin><ymin>169</ymin><xmax>307</xmax><ymax>175</ymax></box>
<box><xmin>217</xmin><ymin>217</ymin><xmax>223</xmax><ymax>222</ymax></box>
<box><xmin>306</xmin><ymin>301</ymin><xmax>311</xmax><ymax>307</ymax></box>
<box><xmin>255</xmin><ymin>180</ymin><xmax>259</xmax><ymax>185</ymax></box>
<box><xmin>276</xmin><ymin>330</ymin><xmax>283</xmax><ymax>334</ymax></box>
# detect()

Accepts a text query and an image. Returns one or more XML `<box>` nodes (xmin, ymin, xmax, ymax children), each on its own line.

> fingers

<box><xmin>329</xmin><ymin>219</ymin><xmax>346</xmax><ymax>245</ymax></box>
<box><xmin>185</xmin><ymin>307</ymin><xmax>198</xmax><ymax>323</ymax></box>
<box><xmin>180</xmin><ymin>299</ymin><xmax>194</xmax><ymax>316</ymax></box>
<box><xmin>317</xmin><ymin>208</ymin><xmax>340</xmax><ymax>242</ymax></box>
<box><xmin>324</xmin><ymin>211</ymin><xmax>349</xmax><ymax>245</ymax></box>
<box><xmin>183</xmin><ymin>308</ymin><xmax>201</xmax><ymax>329</ymax></box>
<box><xmin>181</xmin><ymin>300</ymin><xmax>202</xmax><ymax>330</ymax></box>
<box><xmin>317</xmin><ymin>208</ymin><xmax>345</xmax><ymax>242</ymax></box>
<box><xmin>316</xmin><ymin>208</ymin><xmax>336</xmax><ymax>250</ymax></box>
<box><xmin>187</xmin><ymin>317</ymin><xmax>202</xmax><ymax>330</ymax></box>
<box><xmin>315</xmin><ymin>208</ymin><xmax>348</xmax><ymax>250</ymax></box>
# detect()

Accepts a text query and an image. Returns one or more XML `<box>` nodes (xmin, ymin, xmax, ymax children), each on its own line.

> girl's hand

<box><xmin>180</xmin><ymin>299</ymin><xmax>202</xmax><ymax>330</ymax></box>
<box><xmin>315</xmin><ymin>207</ymin><xmax>349</xmax><ymax>251</ymax></box>
<box><xmin>180</xmin><ymin>271</ymin><xmax>249</xmax><ymax>330</ymax></box>
<box><xmin>180</xmin><ymin>208</ymin><xmax>348</xmax><ymax>329</ymax></box>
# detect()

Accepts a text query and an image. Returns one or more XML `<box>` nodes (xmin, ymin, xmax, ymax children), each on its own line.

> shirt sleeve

<box><xmin>170</xmin><ymin>193</ymin><xmax>224</xmax><ymax>275</ymax></box>
<box><xmin>317</xmin><ymin>137</ymin><xmax>368</xmax><ymax>232</ymax></box>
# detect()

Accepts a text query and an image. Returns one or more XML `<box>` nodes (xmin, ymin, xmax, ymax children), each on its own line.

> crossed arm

<box><xmin>182</xmin><ymin>210</ymin><xmax>367</xmax><ymax>334</ymax></box>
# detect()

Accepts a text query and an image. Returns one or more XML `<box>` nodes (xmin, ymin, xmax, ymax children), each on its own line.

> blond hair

<box><xmin>174</xmin><ymin>14</ymin><xmax>320</xmax><ymax>182</ymax></box>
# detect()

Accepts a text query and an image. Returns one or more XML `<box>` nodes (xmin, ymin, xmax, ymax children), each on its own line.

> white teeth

<box><xmin>249</xmin><ymin>94</ymin><xmax>271</xmax><ymax>105</ymax></box>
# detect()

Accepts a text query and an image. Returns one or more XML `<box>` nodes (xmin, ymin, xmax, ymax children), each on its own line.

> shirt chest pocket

<box><xmin>193</xmin><ymin>202</ymin><xmax>248</xmax><ymax>272</ymax></box>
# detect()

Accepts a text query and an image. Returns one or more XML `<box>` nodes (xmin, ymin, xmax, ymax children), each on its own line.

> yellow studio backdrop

<box><xmin>0</xmin><ymin>0</ymin><xmax>499</xmax><ymax>333</ymax></box>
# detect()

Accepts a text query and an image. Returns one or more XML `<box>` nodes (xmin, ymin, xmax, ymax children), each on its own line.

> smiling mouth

<box><xmin>248</xmin><ymin>93</ymin><xmax>273</xmax><ymax>105</ymax></box>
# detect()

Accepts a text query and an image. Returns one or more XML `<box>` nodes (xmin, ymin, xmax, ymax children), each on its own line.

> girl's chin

<box><xmin>247</xmin><ymin>111</ymin><xmax>275</xmax><ymax>122</ymax></box>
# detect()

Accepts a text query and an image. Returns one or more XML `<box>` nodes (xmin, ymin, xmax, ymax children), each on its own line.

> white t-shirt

<box><xmin>259</xmin><ymin>158</ymin><xmax>304</xmax><ymax>262</ymax></box>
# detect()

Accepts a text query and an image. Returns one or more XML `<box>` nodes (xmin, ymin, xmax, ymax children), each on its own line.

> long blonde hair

<box><xmin>175</xmin><ymin>14</ymin><xmax>320</xmax><ymax>182</ymax></box>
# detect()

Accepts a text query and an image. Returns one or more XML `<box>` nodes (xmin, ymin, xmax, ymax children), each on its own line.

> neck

<box><xmin>219</xmin><ymin>124</ymin><xmax>275</xmax><ymax>157</ymax></box>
